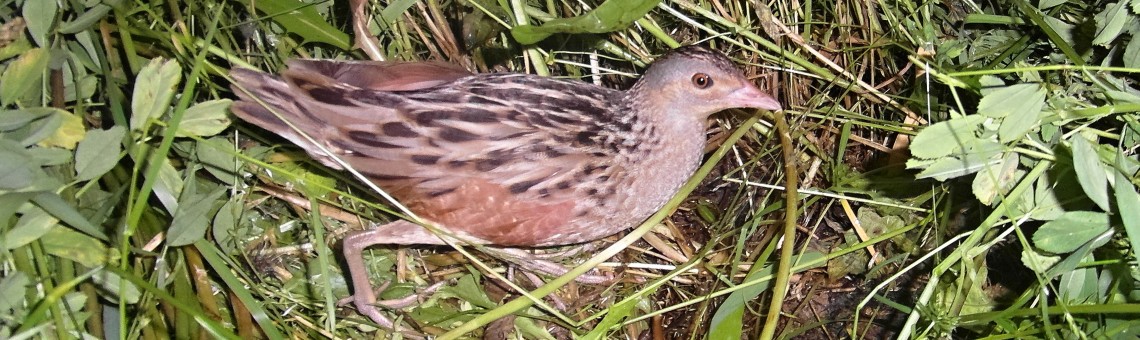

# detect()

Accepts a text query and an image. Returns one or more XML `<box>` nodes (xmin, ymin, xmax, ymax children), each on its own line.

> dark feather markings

<box><xmin>438</xmin><ymin>126</ymin><xmax>478</xmax><ymax>142</ymax></box>
<box><xmin>414</xmin><ymin>110</ymin><xmax>453</xmax><ymax>125</ymax></box>
<box><xmin>410</xmin><ymin>154</ymin><xmax>440</xmax><ymax>165</ymax></box>
<box><xmin>454</xmin><ymin>109</ymin><xmax>500</xmax><ymax>123</ymax></box>
<box><xmin>306</xmin><ymin>87</ymin><xmax>354</xmax><ymax>106</ymax></box>
<box><xmin>353</xmin><ymin>91</ymin><xmax>404</xmax><ymax>107</ymax></box>
<box><xmin>345</xmin><ymin>130</ymin><xmax>396</xmax><ymax>149</ymax></box>
<box><xmin>475</xmin><ymin>158</ymin><xmax>505</xmax><ymax>171</ymax></box>
<box><xmin>381</xmin><ymin>122</ymin><xmax>418</xmax><ymax>138</ymax></box>
<box><xmin>508</xmin><ymin>178</ymin><xmax>543</xmax><ymax>194</ymax></box>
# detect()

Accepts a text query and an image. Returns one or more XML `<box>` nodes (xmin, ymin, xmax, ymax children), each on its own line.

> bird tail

<box><xmin>229</xmin><ymin>68</ymin><xmax>345</xmax><ymax>170</ymax></box>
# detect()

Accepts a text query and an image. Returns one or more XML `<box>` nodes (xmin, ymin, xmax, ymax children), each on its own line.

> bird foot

<box><xmin>339</xmin><ymin>280</ymin><xmax>447</xmax><ymax>337</ymax></box>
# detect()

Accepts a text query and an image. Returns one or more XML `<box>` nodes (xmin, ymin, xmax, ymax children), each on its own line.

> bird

<box><xmin>229</xmin><ymin>45</ymin><xmax>781</xmax><ymax>333</ymax></box>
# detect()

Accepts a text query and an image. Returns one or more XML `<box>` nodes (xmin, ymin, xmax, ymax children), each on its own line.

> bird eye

<box><xmin>691</xmin><ymin>73</ymin><xmax>713</xmax><ymax>89</ymax></box>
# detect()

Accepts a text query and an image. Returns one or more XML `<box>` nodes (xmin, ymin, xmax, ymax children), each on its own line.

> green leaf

<box><xmin>1093</xmin><ymin>2</ymin><xmax>1130</xmax><ymax>46</ymax></box>
<box><xmin>39</xmin><ymin>109</ymin><xmax>85</xmax><ymax>150</ymax></box>
<box><xmin>74</xmin><ymin>126</ymin><xmax>125</xmax><ymax>181</ymax></box>
<box><xmin>977</xmin><ymin>84</ymin><xmax>1046</xmax><ymax>142</ymax></box>
<box><xmin>176</xmin><ymin>99</ymin><xmax>232</xmax><ymax>137</ymax></box>
<box><xmin>979</xmin><ymin>85</ymin><xmax>1043</xmax><ymax>115</ymax></box>
<box><xmin>58</xmin><ymin>4</ymin><xmax>113</xmax><ymax>34</ymax></box>
<box><xmin>380</xmin><ymin>0</ymin><xmax>419</xmax><ymax>23</ymax></box>
<box><xmin>5</xmin><ymin>108</ymin><xmax>62</xmax><ymax>147</ymax></box>
<box><xmin>91</xmin><ymin>270</ymin><xmax>141</xmax><ymax>304</ymax></box>
<box><xmin>1020</xmin><ymin>248</ymin><xmax>1060</xmax><ymax>274</ymax></box>
<box><xmin>909</xmin><ymin>115</ymin><xmax>987</xmax><ymax>159</ymax></box>
<box><xmin>0</xmin><ymin>109</ymin><xmax>53</xmax><ymax>132</ymax></box>
<box><xmin>152</xmin><ymin>156</ymin><xmax>184</xmax><ymax>214</ymax></box>
<box><xmin>443</xmin><ymin>274</ymin><xmax>497</xmax><ymax>309</ymax></box>
<box><xmin>1029</xmin><ymin>173</ymin><xmax>1065</xmax><ymax>221</ymax></box>
<box><xmin>1070</xmin><ymin>135</ymin><xmax>1111</xmax><ymax>211</ymax></box>
<box><xmin>0</xmin><ymin>139</ymin><xmax>41</xmax><ymax>190</ymax></box>
<box><xmin>4</xmin><ymin>205</ymin><xmax>57</xmax><ymax>250</ymax></box>
<box><xmin>197</xmin><ymin>138</ymin><xmax>240</xmax><ymax>186</ymax></box>
<box><xmin>22</xmin><ymin>0</ymin><xmax>57</xmax><ymax>47</ymax></box>
<box><xmin>1057</xmin><ymin>255</ymin><xmax>1098</xmax><ymax>304</ymax></box>
<box><xmin>130</xmin><ymin>58</ymin><xmax>182</xmax><ymax>131</ymax></box>
<box><xmin>1114</xmin><ymin>166</ymin><xmax>1140</xmax><ymax>260</ymax></box>
<box><xmin>582</xmin><ymin>286</ymin><xmax>654</xmax><ymax>339</ymax></box>
<box><xmin>1033</xmin><ymin>211</ymin><xmax>1111</xmax><ymax>254</ymax></box>
<box><xmin>709</xmin><ymin>252</ymin><xmax>825</xmax><ymax>339</ymax></box>
<box><xmin>236</xmin><ymin>0</ymin><xmax>352</xmax><ymax>49</ymax></box>
<box><xmin>0</xmin><ymin>48</ymin><xmax>50</xmax><ymax>106</ymax></box>
<box><xmin>972</xmin><ymin>152</ymin><xmax>1021</xmax><ymax>205</ymax></box>
<box><xmin>0</xmin><ymin>271</ymin><xmax>29</xmax><ymax>312</ymax></box>
<box><xmin>167</xmin><ymin>188</ymin><xmax>226</xmax><ymax>246</ymax></box>
<box><xmin>33</xmin><ymin>192</ymin><xmax>108</xmax><ymax>241</ymax></box>
<box><xmin>1044</xmin><ymin>229</ymin><xmax>1112</xmax><ymax>280</ymax></box>
<box><xmin>511</xmin><ymin>0</ymin><xmax>661</xmax><ymax>45</ymax></box>
<box><xmin>40</xmin><ymin>226</ymin><xmax>108</xmax><ymax>267</ymax></box>
<box><xmin>913</xmin><ymin>140</ymin><xmax>1004</xmax><ymax>181</ymax></box>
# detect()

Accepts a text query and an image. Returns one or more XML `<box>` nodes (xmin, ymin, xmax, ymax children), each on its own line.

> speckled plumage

<box><xmin>230</xmin><ymin>45</ymin><xmax>781</xmax><ymax>333</ymax></box>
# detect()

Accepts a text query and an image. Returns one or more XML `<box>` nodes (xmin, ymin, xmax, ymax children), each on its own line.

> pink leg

<box><xmin>342</xmin><ymin>220</ymin><xmax>446</xmax><ymax>333</ymax></box>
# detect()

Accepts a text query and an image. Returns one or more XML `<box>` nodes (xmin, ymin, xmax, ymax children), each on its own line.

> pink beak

<box><xmin>726</xmin><ymin>83</ymin><xmax>782</xmax><ymax>111</ymax></box>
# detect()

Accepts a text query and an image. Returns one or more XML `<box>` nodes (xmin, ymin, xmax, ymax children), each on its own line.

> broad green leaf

<box><xmin>34</xmin><ymin>192</ymin><xmax>108</xmax><ymax>241</ymax></box>
<box><xmin>1115</xmin><ymin>168</ymin><xmax>1140</xmax><ymax>259</ymax></box>
<box><xmin>914</xmin><ymin>140</ymin><xmax>1004</xmax><ymax>181</ymax></box>
<box><xmin>1031</xmin><ymin>173</ymin><xmax>1065</xmax><ymax>220</ymax></box>
<box><xmin>211</xmin><ymin>198</ymin><xmax>243</xmax><ymax>255</ymax></box>
<box><xmin>909</xmin><ymin>115</ymin><xmax>987</xmax><ymax>159</ymax></box>
<box><xmin>74</xmin><ymin>126</ymin><xmax>125</xmax><ymax>181</ymax></box>
<box><xmin>1044</xmin><ymin>229</ymin><xmax>1113</xmax><ymax>280</ymax></box>
<box><xmin>511</xmin><ymin>0</ymin><xmax>661</xmax><ymax>44</ymax></box>
<box><xmin>1020</xmin><ymin>248</ymin><xmax>1060</xmax><ymax>274</ymax></box>
<box><xmin>130</xmin><ymin>58</ymin><xmax>181</xmax><ymax>131</ymax></box>
<box><xmin>91</xmin><ymin>270</ymin><xmax>141</xmax><ymax>304</ymax></box>
<box><xmin>197</xmin><ymin>138</ymin><xmax>240</xmax><ymax>185</ymax></box>
<box><xmin>22</xmin><ymin>0</ymin><xmax>56</xmax><ymax>47</ymax></box>
<box><xmin>6</xmin><ymin>108</ymin><xmax>62</xmax><ymax>147</ymax></box>
<box><xmin>380</xmin><ymin>0</ymin><xmax>419</xmax><ymax>23</ymax></box>
<box><xmin>1058</xmin><ymin>255</ymin><xmax>1098</xmax><ymax>304</ymax></box>
<box><xmin>0</xmin><ymin>192</ymin><xmax>38</xmax><ymax>231</ymax></box>
<box><xmin>1040</xmin><ymin>15</ymin><xmax>1076</xmax><ymax>52</ymax></box>
<box><xmin>167</xmin><ymin>188</ymin><xmax>226</xmax><ymax>246</ymax></box>
<box><xmin>583</xmin><ymin>285</ymin><xmax>653</xmax><ymax>340</ymax></box>
<box><xmin>709</xmin><ymin>252</ymin><xmax>825</xmax><ymax>339</ymax></box>
<box><xmin>1033</xmin><ymin>211</ymin><xmax>1110</xmax><ymax>254</ymax></box>
<box><xmin>176</xmin><ymin>99</ymin><xmax>232</xmax><ymax>137</ymax></box>
<box><xmin>0</xmin><ymin>272</ymin><xmax>29</xmax><ymax>312</ymax></box>
<box><xmin>0</xmin><ymin>139</ymin><xmax>41</xmax><ymax>190</ymax></box>
<box><xmin>152</xmin><ymin>156</ymin><xmax>183</xmax><ymax>214</ymax></box>
<box><xmin>4</xmin><ymin>206</ymin><xmax>57</xmax><ymax>250</ymax></box>
<box><xmin>1070</xmin><ymin>135</ymin><xmax>1111</xmax><ymax>211</ymax></box>
<box><xmin>0</xmin><ymin>109</ymin><xmax>53</xmax><ymax>132</ymax></box>
<box><xmin>236</xmin><ymin>0</ymin><xmax>351</xmax><ymax>49</ymax></box>
<box><xmin>443</xmin><ymin>274</ymin><xmax>497</xmax><ymax>309</ymax></box>
<box><xmin>1093</xmin><ymin>2</ymin><xmax>1130</xmax><ymax>46</ymax></box>
<box><xmin>980</xmin><ymin>84</ymin><xmax>1044</xmax><ymax>112</ymax></box>
<box><xmin>0</xmin><ymin>48</ymin><xmax>50</xmax><ymax>106</ymax></box>
<box><xmin>977</xmin><ymin>83</ymin><xmax>1046</xmax><ymax>142</ymax></box>
<box><xmin>40</xmin><ymin>226</ymin><xmax>108</xmax><ymax>267</ymax></box>
<box><xmin>39</xmin><ymin>109</ymin><xmax>85</xmax><ymax>149</ymax></box>
<box><xmin>58</xmin><ymin>3</ymin><xmax>112</xmax><ymax>34</ymax></box>
<box><xmin>973</xmin><ymin>152</ymin><xmax>1021</xmax><ymax>205</ymax></box>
